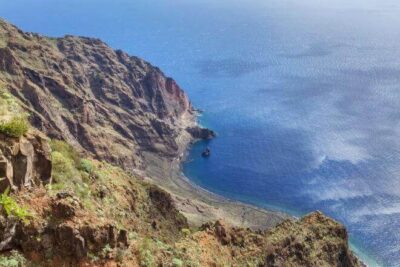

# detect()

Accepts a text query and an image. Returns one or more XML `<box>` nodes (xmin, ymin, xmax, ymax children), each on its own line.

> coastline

<box><xmin>138</xmin><ymin>110</ymin><xmax>373</xmax><ymax>266</ymax></box>
<box><xmin>139</xmin><ymin>110</ymin><xmax>291</xmax><ymax>230</ymax></box>
<box><xmin>350</xmin><ymin>240</ymin><xmax>381</xmax><ymax>267</ymax></box>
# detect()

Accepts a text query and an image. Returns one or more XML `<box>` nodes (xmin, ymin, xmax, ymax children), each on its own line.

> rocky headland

<box><xmin>0</xmin><ymin>18</ymin><xmax>363</xmax><ymax>266</ymax></box>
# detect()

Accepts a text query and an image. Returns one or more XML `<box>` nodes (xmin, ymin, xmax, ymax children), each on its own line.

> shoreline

<box><xmin>138</xmin><ymin>110</ymin><xmax>372</xmax><ymax>265</ymax></box>
<box><xmin>139</xmin><ymin>110</ymin><xmax>291</xmax><ymax>229</ymax></box>
<box><xmin>350</xmin><ymin>243</ymin><xmax>379</xmax><ymax>267</ymax></box>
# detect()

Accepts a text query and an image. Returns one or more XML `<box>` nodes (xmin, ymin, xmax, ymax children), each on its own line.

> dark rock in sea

<box><xmin>186</xmin><ymin>126</ymin><xmax>216</xmax><ymax>140</ymax></box>
<box><xmin>193</xmin><ymin>108</ymin><xmax>204</xmax><ymax>114</ymax></box>
<box><xmin>202</xmin><ymin>147</ymin><xmax>211</xmax><ymax>157</ymax></box>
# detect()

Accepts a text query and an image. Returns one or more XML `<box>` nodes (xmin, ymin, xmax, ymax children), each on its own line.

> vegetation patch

<box><xmin>0</xmin><ymin>251</ymin><xmax>28</xmax><ymax>267</ymax></box>
<box><xmin>51</xmin><ymin>151</ymin><xmax>79</xmax><ymax>185</ymax></box>
<box><xmin>50</xmin><ymin>140</ymin><xmax>80</xmax><ymax>166</ymax></box>
<box><xmin>50</xmin><ymin>141</ymin><xmax>81</xmax><ymax>184</ymax></box>
<box><xmin>0</xmin><ymin>188</ymin><xmax>31</xmax><ymax>224</ymax></box>
<box><xmin>138</xmin><ymin>238</ymin><xmax>156</xmax><ymax>267</ymax></box>
<box><xmin>172</xmin><ymin>258</ymin><xmax>183</xmax><ymax>267</ymax></box>
<box><xmin>0</xmin><ymin>92</ymin><xmax>29</xmax><ymax>138</ymax></box>
<box><xmin>49</xmin><ymin>140</ymin><xmax>94</xmax><ymax>206</ymax></box>
<box><xmin>0</xmin><ymin>116</ymin><xmax>29</xmax><ymax>137</ymax></box>
<box><xmin>79</xmin><ymin>158</ymin><xmax>94</xmax><ymax>173</ymax></box>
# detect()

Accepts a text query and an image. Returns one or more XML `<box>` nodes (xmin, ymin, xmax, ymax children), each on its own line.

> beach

<box><xmin>139</xmin><ymin>110</ymin><xmax>290</xmax><ymax>230</ymax></box>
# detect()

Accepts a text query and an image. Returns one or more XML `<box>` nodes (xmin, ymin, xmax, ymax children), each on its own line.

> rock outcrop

<box><xmin>186</xmin><ymin>126</ymin><xmax>216</xmax><ymax>139</ymax></box>
<box><xmin>0</xmin><ymin>190</ymin><xmax>131</xmax><ymax>262</ymax></box>
<box><xmin>0</xmin><ymin>131</ymin><xmax>51</xmax><ymax>192</ymax></box>
<box><xmin>263</xmin><ymin>211</ymin><xmax>360</xmax><ymax>267</ymax></box>
<box><xmin>174</xmin><ymin>211</ymin><xmax>362</xmax><ymax>267</ymax></box>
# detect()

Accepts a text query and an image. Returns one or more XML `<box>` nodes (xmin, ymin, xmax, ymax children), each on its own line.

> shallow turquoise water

<box><xmin>2</xmin><ymin>0</ymin><xmax>400</xmax><ymax>265</ymax></box>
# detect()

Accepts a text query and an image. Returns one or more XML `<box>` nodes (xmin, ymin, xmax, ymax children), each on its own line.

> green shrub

<box><xmin>50</xmin><ymin>140</ymin><xmax>80</xmax><ymax>166</ymax></box>
<box><xmin>181</xmin><ymin>228</ymin><xmax>191</xmax><ymax>237</ymax></box>
<box><xmin>138</xmin><ymin>239</ymin><xmax>155</xmax><ymax>267</ymax></box>
<box><xmin>139</xmin><ymin>249</ymin><xmax>154</xmax><ymax>267</ymax></box>
<box><xmin>87</xmin><ymin>252</ymin><xmax>99</xmax><ymax>263</ymax></box>
<box><xmin>51</xmin><ymin>150</ymin><xmax>93</xmax><ymax>206</ymax></box>
<box><xmin>75</xmin><ymin>182</ymin><xmax>91</xmax><ymax>200</ymax></box>
<box><xmin>172</xmin><ymin>258</ymin><xmax>183</xmax><ymax>267</ymax></box>
<box><xmin>0</xmin><ymin>116</ymin><xmax>29</xmax><ymax>137</ymax></box>
<box><xmin>100</xmin><ymin>244</ymin><xmax>113</xmax><ymax>258</ymax></box>
<box><xmin>0</xmin><ymin>91</ymin><xmax>22</xmax><ymax>117</ymax></box>
<box><xmin>0</xmin><ymin>188</ymin><xmax>31</xmax><ymax>224</ymax></box>
<box><xmin>0</xmin><ymin>251</ymin><xmax>27</xmax><ymax>267</ymax></box>
<box><xmin>51</xmin><ymin>151</ymin><xmax>77</xmax><ymax>185</ymax></box>
<box><xmin>128</xmin><ymin>231</ymin><xmax>138</xmax><ymax>241</ymax></box>
<box><xmin>79</xmin><ymin>159</ymin><xmax>94</xmax><ymax>173</ymax></box>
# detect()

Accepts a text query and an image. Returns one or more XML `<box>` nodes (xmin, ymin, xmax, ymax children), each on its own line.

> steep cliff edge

<box><xmin>0</xmin><ymin>18</ymin><xmax>363</xmax><ymax>266</ymax></box>
<box><xmin>0</xmin><ymin>18</ymin><xmax>197</xmax><ymax>171</ymax></box>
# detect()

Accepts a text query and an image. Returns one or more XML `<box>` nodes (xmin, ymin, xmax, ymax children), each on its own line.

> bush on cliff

<box><xmin>49</xmin><ymin>140</ymin><xmax>91</xmax><ymax>200</ymax></box>
<box><xmin>138</xmin><ymin>238</ymin><xmax>156</xmax><ymax>267</ymax></box>
<box><xmin>0</xmin><ymin>91</ymin><xmax>21</xmax><ymax>116</ymax></box>
<box><xmin>79</xmin><ymin>158</ymin><xmax>94</xmax><ymax>174</ymax></box>
<box><xmin>0</xmin><ymin>251</ymin><xmax>27</xmax><ymax>267</ymax></box>
<box><xmin>0</xmin><ymin>188</ymin><xmax>31</xmax><ymax>224</ymax></box>
<box><xmin>0</xmin><ymin>91</ymin><xmax>29</xmax><ymax>138</ymax></box>
<box><xmin>51</xmin><ymin>151</ymin><xmax>79</xmax><ymax>185</ymax></box>
<box><xmin>50</xmin><ymin>140</ymin><xmax>80</xmax><ymax>166</ymax></box>
<box><xmin>0</xmin><ymin>116</ymin><xmax>29</xmax><ymax>138</ymax></box>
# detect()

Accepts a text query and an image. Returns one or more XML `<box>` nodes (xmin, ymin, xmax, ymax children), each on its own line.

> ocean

<box><xmin>1</xmin><ymin>0</ymin><xmax>400</xmax><ymax>265</ymax></box>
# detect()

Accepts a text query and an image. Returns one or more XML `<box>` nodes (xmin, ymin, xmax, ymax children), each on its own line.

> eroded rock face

<box><xmin>263</xmin><ymin>212</ymin><xmax>361</xmax><ymax>267</ymax></box>
<box><xmin>0</xmin><ymin>131</ymin><xmax>51</xmax><ymax>193</ymax></box>
<box><xmin>12</xmin><ymin>219</ymin><xmax>129</xmax><ymax>260</ymax></box>
<box><xmin>148</xmin><ymin>185</ymin><xmax>189</xmax><ymax>235</ymax></box>
<box><xmin>0</xmin><ymin>191</ymin><xmax>128</xmax><ymax>262</ymax></box>
<box><xmin>196</xmin><ymin>212</ymin><xmax>362</xmax><ymax>267</ymax></box>
<box><xmin>0</xmin><ymin>19</ymin><xmax>194</xmax><ymax>171</ymax></box>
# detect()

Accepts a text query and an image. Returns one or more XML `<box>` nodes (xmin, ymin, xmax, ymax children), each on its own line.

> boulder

<box><xmin>50</xmin><ymin>194</ymin><xmax>82</xmax><ymax>220</ymax></box>
<box><xmin>0</xmin><ymin>131</ymin><xmax>52</xmax><ymax>193</ymax></box>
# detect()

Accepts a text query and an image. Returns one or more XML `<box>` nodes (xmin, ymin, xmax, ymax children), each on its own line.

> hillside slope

<box><xmin>0</xmin><ymin>127</ymin><xmax>362</xmax><ymax>266</ymax></box>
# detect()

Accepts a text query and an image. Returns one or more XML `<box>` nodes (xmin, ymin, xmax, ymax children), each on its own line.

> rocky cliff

<box><xmin>0</xmin><ymin>18</ymin><xmax>363</xmax><ymax>266</ymax></box>
<box><xmin>0</xmin><ymin>18</ymin><xmax>201</xmax><ymax>172</ymax></box>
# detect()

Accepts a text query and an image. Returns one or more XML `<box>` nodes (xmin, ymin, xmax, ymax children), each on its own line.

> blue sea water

<box><xmin>2</xmin><ymin>0</ymin><xmax>400</xmax><ymax>265</ymax></box>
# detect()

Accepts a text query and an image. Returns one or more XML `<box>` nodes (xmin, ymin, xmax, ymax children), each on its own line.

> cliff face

<box><xmin>0</xmin><ymin>18</ymin><xmax>194</xmax><ymax>171</ymax></box>
<box><xmin>181</xmin><ymin>212</ymin><xmax>361</xmax><ymax>267</ymax></box>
